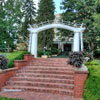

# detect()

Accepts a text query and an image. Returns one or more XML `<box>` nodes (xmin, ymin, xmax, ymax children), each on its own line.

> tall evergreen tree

<box><xmin>36</xmin><ymin>0</ymin><xmax>55</xmax><ymax>48</ymax></box>
<box><xmin>61</xmin><ymin>0</ymin><xmax>100</xmax><ymax>55</ymax></box>
<box><xmin>22</xmin><ymin>0</ymin><xmax>36</xmax><ymax>38</ymax></box>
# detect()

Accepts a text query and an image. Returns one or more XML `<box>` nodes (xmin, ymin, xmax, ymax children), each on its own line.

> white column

<box><xmin>28</xmin><ymin>33</ymin><xmax>32</xmax><ymax>52</ymax></box>
<box><xmin>80</xmin><ymin>32</ymin><xmax>84</xmax><ymax>51</ymax></box>
<box><xmin>73</xmin><ymin>32</ymin><xmax>80</xmax><ymax>52</ymax></box>
<box><xmin>62</xmin><ymin>43</ymin><xmax>64</xmax><ymax>52</ymax></box>
<box><xmin>31</xmin><ymin>32</ymin><xmax>38</xmax><ymax>58</ymax></box>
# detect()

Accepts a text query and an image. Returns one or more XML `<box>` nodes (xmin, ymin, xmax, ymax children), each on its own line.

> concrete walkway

<box><xmin>0</xmin><ymin>91</ymin><xmax>83</xmax><ymax>100</ymax></box>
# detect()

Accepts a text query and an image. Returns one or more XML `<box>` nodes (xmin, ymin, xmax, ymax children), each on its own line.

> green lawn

<box><xmin>83</xmin><ymin>60</ymin><xmax>100</xmax><ymax>100</ymax></box>
<box><xmin>0</xmin><ymin>96</ymin><xmax>22</xmax><ymax>100</ymax></box>
<box><xmin>0</xmin><ymin>51</ymin><xmax>30</xmax><ymax>68</ymax></box>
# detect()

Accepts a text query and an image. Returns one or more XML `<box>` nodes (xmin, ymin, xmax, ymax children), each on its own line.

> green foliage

<box><xmin>46</xmin><ymin>50</ymin><xmax>52</xmax><ymax>57</ymax></box>
<box><xmin>7</xmin><ymin>51</ymin><xmax>30</xmax><ymax>68</ymax></box>
<box><xmin>61</xmin><ymin>0</ymin><xmax>100</xmax><ymax>55</ymax></box>
<box><xmin>85</xmin><ymin>60</ymin><xmax>99</xmax><ymax>65</ymax></box>
<box><xmin>0</xmin><ymin>0</ymin><xmax>23</xmax><ymax>51</ymax></box>
<box><xmin>36</xmin><ymin>0</ymin><xmax>55</xmax><ymax>48</ymax></box>
<box><xmin>37</xmin><ymin>48</ymin><xmax>59</xmax><ymax>57</ymax></box>
<box><xmin>83</xmin><ymin>61</ymin><xmax>100</xmax><ymax>100</ymax></box>
<box><xmin>22</xmin><ymin>0</ymin><xmax>36</xmax><ymax>38</ymax></box>
<box><xmin>0</xmin><ymin>96</ymin><xmax>22</xmax><ymax>100</ymax></box>
<box><xmin>37</xmin><ymin>48</ymin><xmax>44</xmax><ymax>57</ymax></box>
<box><xmin>51</xmin><ymin>48</ymin><xmax>59</xmax><ymax>55</ymax></box>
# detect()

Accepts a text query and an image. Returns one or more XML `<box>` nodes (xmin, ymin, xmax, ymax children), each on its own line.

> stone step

<box><xmin>10</xmin><ymin>77</ymin><xmax>74</xmax><ymax>84</ymax></box>
<box><xmin>21</xmin><ymin>66</ymin><xmax>74</xmax><ymax>71</ymax></box>
<box><xmin>14</xmin><ymin>73</ymin><xmax>74</xmax><ymax>80</ymax></box>
<box><xmin>28</xmin><ymin>64</ymin><xmax>73</xmax><ymax>67</ymax></box>
<box><xmin>16</xmin><ymin>70</ymin><xmax>74</xmax><ymax>75</ymax></box>
<box><xmin>31</xmin><ymin>61</ymin><xmax>67</xmax><ymax>64</ymax></box>
<box><xmin>3</xmin><ymin>86</ymin><xmax>74</xmax><ymax>96</ymax></box>
<box><xmin>30</xmin><ymin>64</ymin><xmax>71</xmax><ymax>67</ymax></box>
<box><xmin>6</xmin><ymin>81</ymin><xmax>74</xmax><ymax>90</ymax></box>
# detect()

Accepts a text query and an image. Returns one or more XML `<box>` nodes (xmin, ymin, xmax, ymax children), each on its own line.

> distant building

<box><xmin>53</xmin><ymin>14</ymin><xmax>72</xmax><ymax>53</ymax></box>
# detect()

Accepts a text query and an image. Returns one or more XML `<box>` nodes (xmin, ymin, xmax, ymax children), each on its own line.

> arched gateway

<box><xmin>28</xmin><ymin>20</ymin><xmax>85</xmax><ymax>58</ymax></box>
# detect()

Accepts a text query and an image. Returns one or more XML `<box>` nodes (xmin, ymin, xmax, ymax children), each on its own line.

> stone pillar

<box><xmin>31</xmin><ymin>32</ymin><xmax>38</xmax><ymax>58</ymax></box>
<box><xmin>62</xmin><ymin>43</ymin><xmax>64</xmax><ymax>52</ymax></box>
<box><xmin>14</xmin><ymin>60</ymin><xmax>27</xmax><ymax>69</ymax></box>
<box><xmin>73</xmin><ymin>32</ymin><xmax>80</xmax><ymax>52</ymax></box>
<box><xmin>80</xmin><ymin>32</ymin><xmax>84</xmax><ymax>51</ymax></box>
<box><xmin>24</xmin><ymin>54</ymin><xmax>34</xmax><ymax>63</ymax></box>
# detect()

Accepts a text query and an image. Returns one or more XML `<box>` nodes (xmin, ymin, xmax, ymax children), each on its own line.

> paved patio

<box><xmin>0</xmin><ymin>91</ymin><xmax>83</xmax><ymax>100</ymax></box>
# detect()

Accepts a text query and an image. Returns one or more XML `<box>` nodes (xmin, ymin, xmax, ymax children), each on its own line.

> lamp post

<box><xmin>4</xmin><ymin>41</ymin><xmax>6</xmax><ymax>57</ymax></box>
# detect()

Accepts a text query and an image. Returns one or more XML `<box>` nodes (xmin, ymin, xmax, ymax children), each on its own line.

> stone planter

<box><xmin>41</xmin><ymin>55</ymin><xmax>48</xmax><ymax>58</ymax></box>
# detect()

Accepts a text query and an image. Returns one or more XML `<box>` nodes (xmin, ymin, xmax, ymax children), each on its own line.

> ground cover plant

<box><xmin>0</xmin><ymin>96</ymin><xmax>22</xmax><ymax>100</ymax></box>
<box><xmin>83</xmin><ymin>60</ymin><xmax>100</xmax><ymax>100</ymax></box>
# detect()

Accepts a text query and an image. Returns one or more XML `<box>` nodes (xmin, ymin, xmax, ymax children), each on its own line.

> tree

<box><xmin>36</xmin><ymin>0</ymin><xmax>55</xmax><ymax>48</ymax></box>
<box><xmin>22</xmin><ymin>0</ymin><xmax>36</xmax><ymax>38</ymax></box>
<box><xmin>0</xmin><ymin>0</ymin><xmax>23</xmax><ymax>51</ymax></box>
<box><xmin>61</xmin><ymin>0</ymin><xmax>100</xmax><ymax>56</ymax></box>
<box><xmin>92</xmin><ymin>0</ymin><xmax>100</xmax><ymax>55</ymax></box>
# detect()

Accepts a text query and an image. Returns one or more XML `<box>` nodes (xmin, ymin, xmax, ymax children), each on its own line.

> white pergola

<box><xmin>28</xmin><ymin>20</ymin><xmax>85</xmax><ymax>58</ymax></box>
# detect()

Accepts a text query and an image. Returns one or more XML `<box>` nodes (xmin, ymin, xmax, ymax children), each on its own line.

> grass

<box><xmin>0</xmin><ymin>51</ymin><xmax>30</xmax><ymax>68</ymax></box>
<box><xmin>83</xmin><ymin>60</ymin><xmax>100</xmax><ymax>100</ymax></box>
<box><xmin>0</xmin><ymin>97</ymin><xmax>22</xmax><ymax>100</ymax></box>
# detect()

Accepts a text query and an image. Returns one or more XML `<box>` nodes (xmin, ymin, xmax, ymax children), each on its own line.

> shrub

<box><xmin>37</xmin><ymin>48</ymin><xmax>44</xmax><ymax>57</ymax></box>
<box><xmin>0</xmin><ymin>55</ymin><xmax>8</xmax><ymax>70</ymax></box>
<box><xmin>7</xmin><ymin>51</ymin><xmax>30</xmax><ymax>68</ymax></box>
<box><xmin>85</xmin><ymin>60</ymin><xmax>99</xmax><ymax>65</ymax></box>
<box><xmin>69</xmin><ymin>51</ymin><xmax>85</xmax><ymax>67</ymax></box>
<box><xmin>51</xmin><ymin>48</ymin><xmax>59</xmax><ymax>55</ymax></box>
<box><xmin>46</xmin><ymin>50</ymin><xmax>52</xmax><ymax>57</ymax></box>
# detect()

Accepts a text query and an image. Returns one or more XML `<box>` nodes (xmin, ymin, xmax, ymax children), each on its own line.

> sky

<box><xmin>54</xmin><ymin>0</ymin><xmax>63</xmax><ymax>14</ymax></box>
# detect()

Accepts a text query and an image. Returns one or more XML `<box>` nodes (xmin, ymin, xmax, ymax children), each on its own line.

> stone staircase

<box><xmin>2</xmin><ymin>58</ymin><xmax>75</xmax><ymax>96</ymax></box>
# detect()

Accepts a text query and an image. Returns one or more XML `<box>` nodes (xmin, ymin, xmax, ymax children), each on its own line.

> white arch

<box><xmin>28</xmin><ymin>21</ymin><xmax>85</xmax><ymax>58</ymax></box>
<box><xmin>28</xmin><ymin>23</ymin><xmax>85</xmax><ymax>33</ymax></box>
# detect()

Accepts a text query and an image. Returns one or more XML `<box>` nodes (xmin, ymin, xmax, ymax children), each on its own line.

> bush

<box><xmin>37</xmin><ymin>48</ymin><xmax>44</xmax><ymax>57</ymax></box>
<box><xmin>7</xmin><ymin>51</ymin><xmax>30</xmax><ymax>68</ymax></box>
<box><xmin>0</xmin><ymin>55</ymin><xmax>8</xmax><ymax>70</ymax></box>
<box><xmin>83</xmin><ymin>62</ymin><xmax>100</xmax><ymax>100</ymax></box>
<box><xmin>51</xmin><ymin>48</ymin><xmax>59</xmax><ymax>55</ymax></box>
<box><xmin>85</xmin><ymin>60</ymin><xmax>99</xmax><ymax>65</ymax></box>
<box><xmin>69</xmin><ymin>51</ymin><xmax>85</xmax><ymax>67</ymax></box>
<box><xmin>46</xmin><ymin>50</ymin><xmax>52</xmax><ymax>57</ymax></box>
